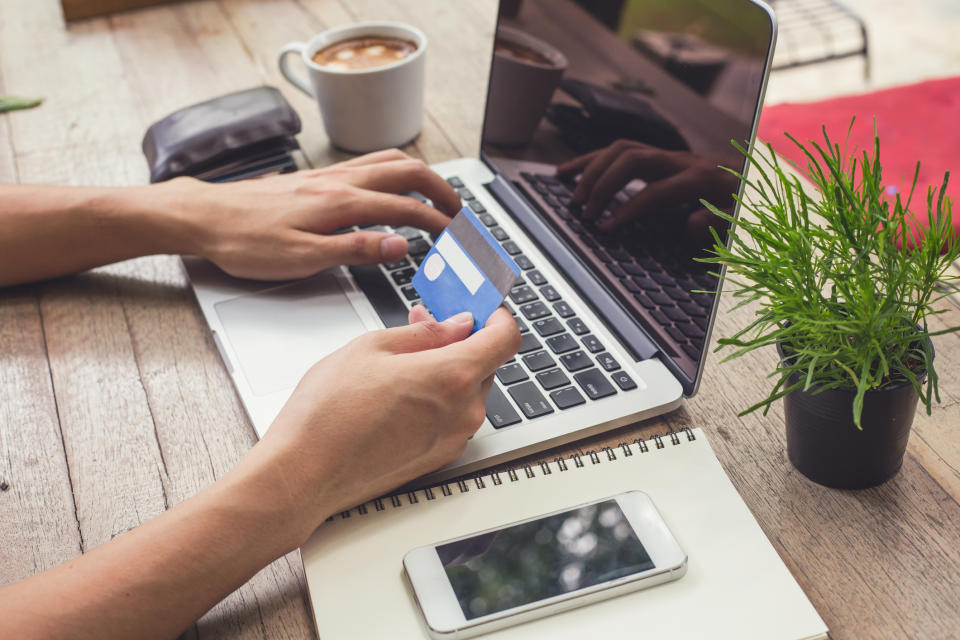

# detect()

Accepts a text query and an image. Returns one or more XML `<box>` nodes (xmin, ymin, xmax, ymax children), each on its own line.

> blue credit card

<box><xmin>412</xmin><ymin>206</ymin><xmax>521</xmax><ymax>332</ymax></box>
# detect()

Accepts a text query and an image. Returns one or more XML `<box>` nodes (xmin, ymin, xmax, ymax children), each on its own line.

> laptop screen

<box><xmin>481</xmin><ymin>0</ymin><xmax>773</xmax><ymax>387</ymax></box>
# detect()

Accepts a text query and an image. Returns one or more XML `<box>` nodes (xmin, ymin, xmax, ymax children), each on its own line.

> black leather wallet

<box><xmin>142</xmin><ymin>86</ymin><xmax>301</xmax><ymax>183</ymax></box>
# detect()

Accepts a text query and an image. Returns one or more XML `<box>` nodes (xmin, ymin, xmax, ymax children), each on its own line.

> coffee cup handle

<box><xmin>278</xmin><ymin>42</ymin><xmax>313</xmax><ymax>97</ymax></box>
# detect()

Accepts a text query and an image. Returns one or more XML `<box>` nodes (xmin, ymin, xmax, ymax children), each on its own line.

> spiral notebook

<box><xmin>300</xmin><ymin>429</ymin><xmax>828</xmax><ymax>639</ymax></box>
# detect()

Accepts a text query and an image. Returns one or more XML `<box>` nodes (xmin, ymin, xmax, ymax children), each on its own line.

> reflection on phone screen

<box><xmin>437</xmin><ymin>500</ymin><xmax>654</xmax><ymax>619</ymax></box>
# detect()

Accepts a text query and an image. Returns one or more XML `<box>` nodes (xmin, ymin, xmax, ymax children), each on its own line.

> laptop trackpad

<box><xmin>214</xmin><ymin>273</ymin><xmax>367</xmax><ymax>396</ymax></box>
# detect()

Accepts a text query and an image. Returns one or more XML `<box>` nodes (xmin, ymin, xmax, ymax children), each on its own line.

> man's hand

<box><xmin>237</xmin><ymin>305</ymin><xmax>521</xmax><ymax>545</ymax></box>
<box><xmin>0</xmin><ymin>306</ymin><xmax>519</xmax><ymax>640</ymax></box>
<box><xmin>0</xmin><ymin>148</ymin><xmax>460</xmax><ymax>287</ymax></box>
<box><xmin>177</xmin><ymin>149</ymin><xmax>462</xmax><ymax>280</ymax></box>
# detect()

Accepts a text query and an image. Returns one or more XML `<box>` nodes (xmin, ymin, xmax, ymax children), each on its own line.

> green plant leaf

<box><xmin>700</xmin><ymin>119</ymin><xmax>960</xmax><ymax>428</ymax></box>
<box><xmin>0</xmin><ymin>95</ymin><xmax>43</xmax><ymax>113</ymax></box>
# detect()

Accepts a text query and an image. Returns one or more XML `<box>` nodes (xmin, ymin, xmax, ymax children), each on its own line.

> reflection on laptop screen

<box><xmin>481</xmin><ymin>0</ymin><xmax>772</xmax><ymax>382</ymax></box>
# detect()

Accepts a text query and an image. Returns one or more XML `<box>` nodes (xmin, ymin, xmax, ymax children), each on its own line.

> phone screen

<box><xmin>436</xmin><ymin>500</ymin><xmax>654</xmax><ymax>619</ymax></box>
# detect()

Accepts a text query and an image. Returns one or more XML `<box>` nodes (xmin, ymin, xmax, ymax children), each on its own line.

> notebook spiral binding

<box><xmin>327</xmin><ymin>428</ymin><xmax>697</xmax><ymax>522</ymax></box>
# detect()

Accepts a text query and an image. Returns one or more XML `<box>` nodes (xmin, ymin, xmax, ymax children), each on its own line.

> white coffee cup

<box><xmin>278</xmin><ymin>22</ymin><xmax>427</xmax><ymax>153</ymax></box>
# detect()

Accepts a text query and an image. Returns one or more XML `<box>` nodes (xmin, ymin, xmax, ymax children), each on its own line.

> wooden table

<box><xmin>1</xmin><ymin>1</ymin><xmax>959</xmax><ymax>638</ymax></box>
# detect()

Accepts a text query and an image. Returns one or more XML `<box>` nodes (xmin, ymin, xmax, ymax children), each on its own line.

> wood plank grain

<box><xmin>0</xmin><ymin>55</ymin><xmax>20</xmax><ymax>183</ymax></box>
<box><xmin>0</xmin><ymin>291</ymin><xmax>82</xmax><ymax>584</ymax></box>
<box><xmin>0</xmin><ymin>0</ymin><xmax>168</xmax><ymax>552</ymax></box>
<box><xmin>109</xmin><ymin>1</ymin><xmax>263</xmax><ymax>127</ymax></box>
<box><xmin>0</xmin><ymin>1</ymin><xmax>142</xmax><ymax>163</ymax></box>
<box><xmin>35</xmin><ymin>269</ymin><xmax>170</xmax><ymax>548</ymax></box>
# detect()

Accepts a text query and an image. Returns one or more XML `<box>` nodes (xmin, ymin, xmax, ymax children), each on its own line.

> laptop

<box><xmin>184</xmin><ymin>0</ymin><xmax>777</xmax><ymax>483</ymax></box>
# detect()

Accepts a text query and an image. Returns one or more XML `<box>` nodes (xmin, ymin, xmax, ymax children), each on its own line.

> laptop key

<box><xmin>400</xmin><ymin>285</ymin><xmax>418</xmax><ymax>301</ymax></box>
<box><xmin>536</xmin><ymin>367</ymin><xmax>570</xmax><ymax>390</ymax></box>
<box><xmin>522</xmin><ymin>350</ymin><xmax>556</xmax><ymax>371</ymax></box>
<box><xmin>391</xmin><ymin>267</ymin><xmax>416</xmax><ymax>286</ymax></box>
<box><xmin>634</xmin><ymin>293</ymin><xmax>655</xmax><ymax>310</ymax></box>
<box><xmin>553</xmin><ymin>301</ymin><xmax>575</xmax><ymax>318</ymax></box>
<box><xmin>478</xmin><ymin>213</ymin><xmax>496</xmax><ymax>226</ymax></box>
<box><xmin>502</xmin><ymin>240</ymin><xmax>522</xmax><ymax>255</ymax></box>
<box><xmin>593</xmin><ymin>249</ymin><xmax>613</xmax><ymax>264</ymax></box>
<box><xmin>678</xmin><ymin>322</ymin><xmax>706</xmax><ymax>339</ymax></box>
<box><xmin>651</xmin><ymin>271</ymin><xmax>674</xmax><ymax>286</ymax></box>
<box><xmin>566</xmin><ymin>317</ymin><xmax>589</xmax><ymax>335</ymax></box>
<box><xmin>469</xmin><ymin>201</ymin><xmax>487</xmax><ymax>214</ymax></box>
<box><xmin>491</xmin><ymin>226</ymin><xmax>509</xmax><ymax>241</ymax></box>
<box><xmin>574</xmin><ymin>368</ymin><xmax>617</xmax><ymax>400</ymax></box>
<box><xmin>533</xmin><ymin>317</ymin><xmax>564</xmax><ymax>336</ymax></box>
<box><xmin>539</xmin><ymin>285</ymin><xmax>560</xmax><ymax>301</ymax></box>
<box><xmin>664</xmin><ymin>307</ymin><xmax>688</xmax><ymax>323</ymax></box>
<box><xmin>597</xmin><ymin>352</ymin><xmax>620</xmax><ymax>372</ymax></box>
<box><xmin>679</xmin><ymin>301</ymin><xmax>707</xmax><ymax>317</ymax></box>
<box><xmin>611</xmin><ymin>370</ymin><xmax>638</xmax><ymax>391</ymax></box>
<box><xmin>527</xmin><ymin>269</ymin><xmax>547</xmax><ymax>285</ymax></box>
<box><xmin>515</xmin><ymin>254</ymin><xmax>535</xmax><ymax>270</ymax></box>
<box><xmin>622</xmin><ymin>279</ymin><xmax>642</xmax><ymax>294</ymax></box>
<box><xmin>384</xmin><ymin>258</ymin><xmax>410</xmax><ymax>271</ymax></box>
<box><xmin>633</xmin><ymin>276</ymin><xmax>660</xmax><ymax>291</ymax></box>
<box><xmin>666</xmin><ymin>326</ymin><xmax>687</xmax><ymax>344</ymax></box>
<box><xmin>407</xmin><ymin>238</ymin><xmax>431</xmax><ymax>256</ymax></box>
<box><xmin>582</xmin><ymin>334</ymin><xmax>604</xmax><ymax>353</ymax></box>
<box><xmin>546</xmin><ymin>333</ymin><xmax>578</xmax><ymax>354</ymax></box>
<box><xmin>496</xmin><ymin>363</ymin><xmax>529</xmax><ymax>385</ymax></box>
<box><xmin>519</xmin><ymin>332</ymin><xmax>541</xmax><ymax>353</ymax></box>
<box><xmin>551</xmin><ymin>386</ymin><xmax>586</xmax><ymax>409</ymax></box>
<box><xmin>510</xmin><ymin>286</ymin><xmax>538</xmax><ymax>304</ymax></box>
<box><xmin>560</xmin><ymin>350</ymin><xmax>593</xmax><ymax>372</ymax></box>
<box><xmin>446</xmin><ymin>176</ymin><xmax>464</xmax><ymax>188</ymax></box>
<box><xmin>520</xmin><ymin>301</ymin><xmax>550</xmax><ymax>320</ymax></box>
<box><xmin>508</xmin><ymin>382</ymin><xmax>555</xmax><ymax>419</ymax></box>
<box><xmin>456</xmin><ymin>187</ymin><xmax>475</xmax><ymax>201</ymax></box>
<box><xmin>503</xmin><ymin>300</ymin><xmax>516</xmax><ymax>315</ymax></box>
<box><xmin>486</xmin><ymin>384</ymin><xmax>523</xmax><ymax>428</ymax></box>
<box><xmin>514</xmin><ymin>316</ymin><xmax>529</xmax><ymax>333</ymax></box>
<box><xmin>394</xmin><ymin>226</ymin><xmax>424</xmax><ymax>240</ymax></box>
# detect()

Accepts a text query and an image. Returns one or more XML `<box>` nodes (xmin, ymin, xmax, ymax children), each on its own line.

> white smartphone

<box><xmin>402</xmin><ymin>491</ymin><xmax>687</xmax><ymax>638</ymax></box>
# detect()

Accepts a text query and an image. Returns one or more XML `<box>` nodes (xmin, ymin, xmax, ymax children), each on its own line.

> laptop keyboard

<box><xmin>520</xmin><ymin>172</ymin><xmax>716</xmax><ymax>362</ymax></box>
<box><xmin>348</xmin><ymin>175</ymin><xmax>638</xmax><ymax>430</ymax></box>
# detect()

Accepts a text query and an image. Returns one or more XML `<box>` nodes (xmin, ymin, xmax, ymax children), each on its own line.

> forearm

<box><xmin>0</xmin><ymin>181</ymin><xmax>205</xmax><ymax>287</ymax></box>
<box><xmin>0</xmin><ymin>456</ymin><xmax>316</xmax><ymax>640</ymax></box>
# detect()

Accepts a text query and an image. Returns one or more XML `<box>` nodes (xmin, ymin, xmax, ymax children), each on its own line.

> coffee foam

<box><xmin>313</xmin><ymin>36</ymin><xmax>417</xmax><ymax>71</ymax></box>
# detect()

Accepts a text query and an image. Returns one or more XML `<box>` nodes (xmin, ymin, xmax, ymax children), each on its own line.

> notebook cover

<box><xmin>301</xmin><ymin>429</ymin><xmax>828</xmax><ymax>639</ymax></box>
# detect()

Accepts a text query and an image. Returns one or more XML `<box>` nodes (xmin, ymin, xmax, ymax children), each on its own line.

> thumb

<box><xmin>316</xmin><ymin>230</ymin><xmax>409</xmax><ymax>266</ymax></box>
<box><xmin>373</xmin><ymin>311</ymin><xmax>475</xmax><ymax>354</ymax></box>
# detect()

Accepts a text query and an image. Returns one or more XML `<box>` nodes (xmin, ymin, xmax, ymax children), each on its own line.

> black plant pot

<box><xmin>777</xmin><ymin>343</ymin><xmax>926</xmax><ymax>489</ymax></box>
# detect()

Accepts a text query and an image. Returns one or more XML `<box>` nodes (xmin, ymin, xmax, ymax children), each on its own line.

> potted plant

<box><xmin>699</xmin><ymin>124</ymin><xmax>960</xmax><ymax>489</ymax></box>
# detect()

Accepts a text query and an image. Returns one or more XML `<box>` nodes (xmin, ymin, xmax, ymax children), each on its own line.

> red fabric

<box><xmin>757</xmin><ymin>76</ymin><xmax>960</xmax><ymax>243</ymax></box>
